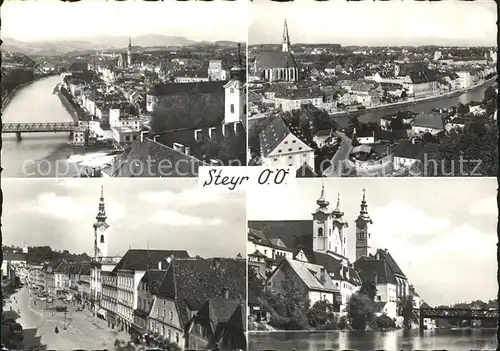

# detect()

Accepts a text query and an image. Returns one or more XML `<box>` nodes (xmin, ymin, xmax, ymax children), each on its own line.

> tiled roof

<box><xmin>409</xmin><ymin>70</ymin><xmax>438</xmax><ymax>84</ymax></box>
<box><xmin>306</xmin><ymin>252</ymin><xmax>362</xmax><ymax>286</ymax></box>
<box><xmin>147</xmin><ymin>81</ymin><xmax>226</xmax><ymax>96</ymax></box>
<box><xmin>393</xmin><ymin>140</ymin><xmax>438</xmax><ymax>160</ymax></box>
<box><xmin>353</xmin><ymin>257</ymin><xmax>397</xmax><ymax>285</ymax></box>
<box><xmin>248</xmin><ymin>220</ymin><xmax>313</xmax><ymax>253</ymax></box>
<box><xmin>192</xmin><ymin>298</ymin><xmax>243</xmax><ymax>336</ymax></box>
<box><xmin>157</xmin><ymin>258</ymin><xmax>246</xmax><ymax>328</ymax></box>
<box><xmin>140</xmin><ymin>269</ymin><xmax>166</xmax><ymax>295</ymax></box>
<box><xmin>296</xmin><ymin>163</ymin><xmax>318</xmax><ymax>178</ymax></box>
<box><xmin>375</xmin><ymin>249</ymin><xmax>406</xmax><ymax>278</ymax></box>
<box><xmin>3</xmin><ymin>252</ymin><xmax>27</xmax><ymax>262</ymax></box>
<box><xmin>259</xmin><ymin>116</ymin><xmax>290</xmax><ymax>157</ymax></box>
<box><xmin>247</xmin><ymin>228</ymin><xmax>293</xmax><ymax>252</ymax></box>
<box><xmin>102</xmin><ymin>138</ymin><xmax>206</xmax><ymax>177</ymax></box>
<box><xmin>255</xmin><ymin>51</ymin><xmax>298</xmax><ymax>70</ymax></box>
<box><xmin>113</xmin><ymin>249</ymin><xmax>190</xmax><ymax>272</ymax></box>
<box><xmin>283</xmin><ymin>258</ymin><xmax>339</xmax><ymax>293</ymax></box>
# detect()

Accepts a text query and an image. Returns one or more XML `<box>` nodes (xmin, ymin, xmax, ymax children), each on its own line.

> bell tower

<box><xmin>93</xmin><ymin>186</ymin><xmax>110</xmax><ymax>258</ymax></box>
<box><xmin>224</xmin><ymin>43</ymin><xmax>246</xmax><ymax>125</ymax></box>
<box><xmin>312</xmin><ymin>183</ymin><xmax>333</xmax><ymax>253</ymax></box>
<box><xmin>331</xmin><ymin>193</ymin><xmax>349</xmax><ymax>259</ymax></box>
<box><xmin>127</xmin><ymin>37</ymin><xmax>132</xmax><ymax>67</ymax></box>
<box><xmin>282</xmin><ymin>19</ymin><xmax>290</xmax><ymax>53</ymax></box>
<box><xmin>355</xmin><ymin>188</ymin><xmax>373</xmax><ymax>261</ymax></box>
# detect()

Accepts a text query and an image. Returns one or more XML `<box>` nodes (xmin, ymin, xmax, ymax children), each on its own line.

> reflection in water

<box><xmin>248</xmin><ymin>329</ymin><xmax>498</xmax><ymax>351</ymax></box>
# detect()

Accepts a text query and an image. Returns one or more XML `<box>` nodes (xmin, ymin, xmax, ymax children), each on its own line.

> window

<box><xmin>230</xmin><ymin>104</ymin><xmax>234</xmax><ymax>113</ymax></box>
<box><xmin>163</xmin><ymin>309</ymin><xmax>166</xmax><ymax>319</ymax></box>
<box><xmin>168</xmin><ymin>330</ymin><xmax>171</xmax><ymax>340</ymax></box>
<box><xmin>318</xmin><ymin>228</ymin><xmax>323</xmax><ymax>237</ymax></box>
<box><xmin>292</xmin><ymin>140</ymin><xmax>296</xmax><ymax>143</ymax></box>
<box><xmin>288</xmin><ymin>156</ymin><xmax>292</xmax><ymax>159</ymax></box>
<box><xmin>298</xmin><ymin>147</ymin><xmax>303</xmax><ymax>150</ymax></box>
<box><xmin>175</xmin><ymin>333</ymin><xmax>179</xmax><ymax>343</ymax></box>
<box><xmin>170</xmin><ymin>311</ymin><xmax>173</xmax><ymax>320</ymax></box>
<box><xmin>278</xmin><ymin>149</ymin><xmax>282</xmax><ymax>153</ymax></box>
<box><xmin>209</xmin><ymin>127</ymin><xmax>216</xmax><ymax>139</ymax></box>
<box><xmin>243</xmin><ymin>104</ymin><xmax>247</xmax><ymax>114</ymax></box>
<box><xmin>194</xmin><ymin>129</ymin><xmax>202</xmax><ymax>141</ymax></box>
<box><xmin>288</xmin><ymin>148</ymin><xmax>292</xmax><ymax>152</ymax></box>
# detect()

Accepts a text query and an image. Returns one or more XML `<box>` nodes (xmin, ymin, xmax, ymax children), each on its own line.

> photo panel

<box><xmin>1</xmin><ymin>179</ymin><xmax>247</xmax><ymax>350</ymax></box>
<box><xmin>1</xmin><ymin>0</ymin><xmax>248</xmax><ymax>178</ymax></box>
<box><xmin>247</xmin><ymin>0</ymin><xmax>497</xmax><ymax>178</ymax></box>
<box><xmin>247</xmin><ymin>178</ymin><xmax>497</xmax><ymax>350</ymax></box>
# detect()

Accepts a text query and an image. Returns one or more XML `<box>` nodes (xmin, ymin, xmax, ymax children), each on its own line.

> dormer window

<box><xmin>194</xmin><ymin>129</ymin><xmax>202</xmax><ymax>141</ymax></box>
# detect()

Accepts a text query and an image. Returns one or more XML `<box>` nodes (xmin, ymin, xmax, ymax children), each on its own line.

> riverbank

<box><xmin>56</xmin><ymin>87</ymin><xmax>80</xmax><ymax>123</ymax></box>
<box><xmin>329</xmin><ymin>76</ymin><xmax>497</xmax><ymax>118</ymax></box>
<box><xmin>2</xmin><ymin>73</ymin><xmax>60</xmax><ymax>113</ymax></box>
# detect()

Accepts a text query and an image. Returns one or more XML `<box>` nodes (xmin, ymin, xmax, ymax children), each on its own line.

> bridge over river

<box><xmin>2</xmin><ymin>122</ymin><xmax>77</xmax><ymax>141</ymax></box>
<box><xmin>415</xmin><ymin>307</ymin><xmax>498</xmax><ymax>331</ymax></box>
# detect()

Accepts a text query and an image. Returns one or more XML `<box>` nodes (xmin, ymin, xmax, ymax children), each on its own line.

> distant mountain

<box><xmin>1</xmin><ymin>35</ymin><xmax>238</xmax><ymax>56</ymax></box>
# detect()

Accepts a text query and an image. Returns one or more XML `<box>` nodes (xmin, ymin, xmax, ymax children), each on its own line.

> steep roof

<box><xmin>306</xmin><ymin>252</ymin><xmax>362</xmax><ymax>286</ymax></box>
<box><xmin>112</xmin><ymin>249</ymin><xmax>190</xmax><ymax>272</ymax></box>
<box><xmin>103</xmin><ymin>137</ymin><xmax>207</xmax><ymax>177</ymax></box>
<box><xmin>140</xmin><ymin>269</ymin><xmax>167</xmax><ymax>295</ymax></box>
<box><xmin>147</xmin><ymin>81</ymin><xmax>227</xmax><ymax>97</ymax></box>
<box><xmin>259</xmin><ymin>117</ymin><xmax>291</xmax><ymax>157</ymax></box>
<box><xmin>255</xmin><ymin>51</ymin><xmax>298</xmax><ymax>70</ymax></box>
<box><xmin>282</xmin><ymin>258</ymin><xmax>339</xmax><ymax>293</ymax></box>
<box><xmin>354</xmin><ymin>257</ymin><xmax>398</xmax><ymax>285</ymax></box>
<box><xmin>248</xmin><ymin>220</ymin><xmax>313</xmax><ymax>253</ymax></box>
<box><xmin>375</xmin><ymin>249</ymin><xmax>406</xmax><ymax>279</ymax></box>
<box><xmin>192</xmin><ymin>298</ymin><xmax>242</xmax><ymax>336</ymax></box>
<box><xmin>157</xmin><ymin>258</ymin><xmax>246</xmax><ymax>328</ymax></box>
<box><xmin>296</xmin><ymin>163</ymin><xmax>318</xmax><ymax>178</ymax></box>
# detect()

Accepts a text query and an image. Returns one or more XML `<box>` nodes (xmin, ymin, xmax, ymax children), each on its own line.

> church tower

<box><xmin>127</xmin><ymin>37</ymin><xmax>132</xmax><ymax>67</ymax></box>
<box><xmin>312</xmin><ymin>183</ymin><xmax>334</xmax><ymax>253</ymax></box>
<box><xmin>22</xmin><ymin>241</ymin><xmax>28</xmax><ymax>254</ymax></box>
<box><xmin>282</xmin><ymin>19</ymin><xmax>290</xmax><ymax>53</ymax></box>
<box><xmin>224</xmin><ymin>43</ymin><xmax>246</xmax><ymax>124</ymax></box>
<box><xmin>93</xmin><ymin>186</ymin><xmax>110</xmax><ymax>258</ymax></box>
<box><xmin>355</xmin><ymin>189</ymin><xmax>373</xmax><ymax>261</ymax></box>
<box><xmin>331</xmin><ymin>193</ymin><xmax>349</xmax><ymax>259</ymax></box>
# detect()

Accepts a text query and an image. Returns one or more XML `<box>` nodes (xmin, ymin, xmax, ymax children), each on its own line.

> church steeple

<box><xmin>282</xmin><ymin>19</ymin><xmax>290</xmax><ymax>52</ymax></box>
<box><xmin>355</xmin><ymin>188</ymin><xmax>373</xmax><ymax>261</ymax></box>
<box><xmin>358</xmin><ymin>188</ymin><xmax>372</xmax><ymax>221</ymax></box>
<box><xmin>96</xmin><ymin>186</ymin><xmax>107</xmax><ymax>222</ymax></box>
<box><xmin>316</xmin><ymin>182</ymin><xmax>329</xmax><ymax>209</ymax></box>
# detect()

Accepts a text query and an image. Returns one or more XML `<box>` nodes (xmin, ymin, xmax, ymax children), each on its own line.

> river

<box><xmin>248</xmin><ymin>329</ymin><xmax>498</xmax><ymax>351</ymax></box>
<box><xmin>331</xmin><ymin>81</ymin><xmax>496</xmax><ymax>128</ymax></box>
<box><xmin>1</xmin><ymin>75</ymin><xmax>114</xmax><ymax>177</ymax></box>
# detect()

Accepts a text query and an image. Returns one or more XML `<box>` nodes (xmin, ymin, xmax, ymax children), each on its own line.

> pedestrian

<box><xmin>54</xmin><ymin>326</ymin><xmax>59</xmax><ymax>333</ymax></box>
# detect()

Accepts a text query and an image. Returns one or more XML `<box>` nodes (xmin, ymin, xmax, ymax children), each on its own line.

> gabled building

<box><xmin>152</xmin><ymin>258</ymin><xmax>246</xmax><ymax>350</ymax></box>
<box><xmin>259</xmin><ymin>116</ymin><xmax>315</xmax><ymax>170</ymax></box>
<box><xmin>110</xmin><ymin>249</ymin><xmax>190</xmax><ymax>336</ymax></box>
<box><xmin>184</xmin><ymin>299</ymin><xmax>246</xmax><ymax>350</ymax></box>
<box><xmin>268</xmin><ymin>258</ymin><xmax>341</xmax><ymax>307</ymax></box>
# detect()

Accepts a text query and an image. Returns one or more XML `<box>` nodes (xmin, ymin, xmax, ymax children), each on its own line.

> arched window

<box><xmin>318</xmin><ymin>227</ymin><xmax>323</xmax><ymax>237</ymax></box>
<box><xmin>100</xmin><ymin>235</ymin><xmax>105</xmax><ymax>243</ymax></box>
<box><xmin>230</xmin><ymin>104</ymin><xmax>234</xmax><ymax>113</ymax></box>
<box><xmin>243</xmin><ymin>104</ymin><xmax>247</xmax><ymax>114</ymax></box>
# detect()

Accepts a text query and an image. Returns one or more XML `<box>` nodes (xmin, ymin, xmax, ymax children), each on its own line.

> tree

<box><xmin>198</xmin><ymin>134</ymin><xmax>246</xmax><ymax>165</ymax></box>
<box><xmin>359</xmin><ymin>280</ymin><xmax>378</xmax><ymax>301</ymax></box>
<box><xmin>398</xmin><ymin>294</ymin><xmax>415</xmax><ymax>330</ymax></box>
<box><xmin>307</xmin><ymin>300</ymin><xmax>337</xmax><ymax>329</ymax></box>
<box><xmin>346</xmin><ymin>293</ymin><xmax>375</xmax><ymax>331</ymax></box>
<box><xmin>375</xmin><ymin>314</ymin><xmax>396</xmax><ymax>329</ymax></box>
<box><xmin>247</xmin><ymin>266</ymin><xmax>263</xmax><ymax>300</ymax></box>
<box><xmin>263</xmin><ymin>277</ymin><xmax>310</xmax><ymax>330</ymax></box>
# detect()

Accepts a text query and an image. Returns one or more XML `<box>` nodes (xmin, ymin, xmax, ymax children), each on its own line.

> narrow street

<box><xmin>7</xmin><ymin>287</ymin><xmax>130</xmax><ymax>350</ymax></box>
<box><xmin>323</xmin><ymin>131</ymin><xmax>352</xmax><ymax>177</ymax></box>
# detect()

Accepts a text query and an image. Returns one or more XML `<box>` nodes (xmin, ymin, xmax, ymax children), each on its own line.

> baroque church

<box><xmin>253</xmin><ymin>20</ymin><xmax>299</xmax><ymax>82</ymax></box>
<box><xmin>248</xmin><ymin>184</ymin><xmax>412</xmax><ymax>318</ymax></box>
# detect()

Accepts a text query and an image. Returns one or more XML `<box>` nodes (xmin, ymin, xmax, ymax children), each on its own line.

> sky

<box><xmin>2</xmin><ymin>0</ymin><xmax>247</xmax><ymax>42</ymax></box>
<box><xmin>249</xmin><ymin>0</ymin><xmax>497</xmax><ymax>46</ymax></box>
<box><xmin>2</xmin><ymin>179</ymin><xmax>246</xmax><ymax>259</ymax></box>
<box><xmin>247</xmin><ymin>178</ymin><xmax>498</xmax><ymax>307</ymax></box>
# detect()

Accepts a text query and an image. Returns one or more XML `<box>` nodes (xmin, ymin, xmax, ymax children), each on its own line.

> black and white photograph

<box><xmin>1</xmin><ymin>0</ymin><xmax>247</xmax><ymax>178</ymax></box>
<box><xmin>1</xmin><ymin>179</ymin><xmax>247</xmax><ymax>351</ymax></box>
<box><xmin>247</xmin><ymin>0</ymin><xmax>497</xmax><ymax>177</ymax></box>
<box><xmin>247</xmin><ymin>178</ymin><xmax>497</xmax><ymax>350</ymax></box>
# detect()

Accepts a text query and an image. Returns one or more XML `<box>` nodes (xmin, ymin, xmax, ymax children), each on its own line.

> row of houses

<box><xmin>27</xmin><ymin>252</ymin><xmax>246</xmax><ymax>350</ymax></box>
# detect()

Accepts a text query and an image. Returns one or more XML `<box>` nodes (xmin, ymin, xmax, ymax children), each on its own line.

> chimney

<box><xmin>185</xmin><ymin>147</ymin><xmax>191</xmax><ymax>156</ymax></box>
<box><xmin>140</xmin><ymin>130</ymin><xmax>147</xmax><ymax>142</ymax></box>
<box><xmin>166</xmin><ymin>255</ymin><xmax>174</xmax><ymax>264</ymax></box>
<box><xmin>411</xmin><ymin>138</ymin><xmax>415</xmax><ymax>145</ymax></box>
<box><xmin>153</xmin><ymin>134</ymin><xmax>158</xmax><ymax>142</ymax></box>
<box><xmin>353</xmin><ymin>127</ymin><xmax>357</xmax><ymax>136</ymax></box>
<box><xmin>158</xmin><ymin>261</ymin><xmax>162</xmax><ymax>270</ymax></box>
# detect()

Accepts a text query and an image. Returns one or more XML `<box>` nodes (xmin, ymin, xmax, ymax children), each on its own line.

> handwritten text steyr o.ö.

<box><xmin>202</xmin><ymin>168</ymin><xmax>291</xmax><ymax>191</ymax></box>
